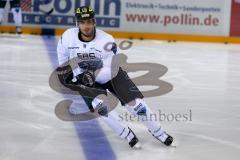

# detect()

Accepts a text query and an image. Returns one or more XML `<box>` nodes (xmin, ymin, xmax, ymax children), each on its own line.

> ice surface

<box><xmin>0</xmin><ymin>34</ymin><xmax>240</xmax><ymax>160</ymax></box>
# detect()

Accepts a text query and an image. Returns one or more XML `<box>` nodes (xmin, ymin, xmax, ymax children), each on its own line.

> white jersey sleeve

<box><xmin>57</xmin><ymin>32</ymin><xmax>69</xmax><ymax>66</ymax></box>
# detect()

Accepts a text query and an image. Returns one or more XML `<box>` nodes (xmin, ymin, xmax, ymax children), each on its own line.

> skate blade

<box><xmin>169</xmin><ymin>141</ymin><xmax>177</xmax><ymax>148</ymax></box>
<box><xmin>132</xmin><ymin>142</ymin><xmax>142</xmax><ymax>149</ymax></box>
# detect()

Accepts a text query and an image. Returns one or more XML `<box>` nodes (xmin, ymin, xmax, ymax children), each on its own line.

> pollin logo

<box><xmin>8</xmin><ymin>0</ymin><xmax>121</xmax><ymax>28</ymax></box>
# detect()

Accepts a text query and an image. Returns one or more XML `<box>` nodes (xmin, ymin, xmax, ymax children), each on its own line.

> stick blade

<box><xmin>46</xmin><ymin>8</ymin><xmax>54</xmax><ymax>15</ymax></box>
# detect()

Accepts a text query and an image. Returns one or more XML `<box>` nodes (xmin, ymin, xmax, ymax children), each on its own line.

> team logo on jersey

<box><xmin>77</xmin><ymin>53</ymin><xmax>96</xmax><ymax>59</ymax></box>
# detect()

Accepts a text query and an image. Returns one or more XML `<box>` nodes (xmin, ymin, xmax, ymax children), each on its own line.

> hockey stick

<box><xmin>21</xmin><ymin>0</ymin><xmax>54</xmax><ymax>15</ymax></box>
<box><xmin>40</xmin><ymin>8</ymin><xmax>54</xmax><ymax>15</ymax></box>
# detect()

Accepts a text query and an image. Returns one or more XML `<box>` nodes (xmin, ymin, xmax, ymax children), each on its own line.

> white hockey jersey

<box><xmin>57</xmin><ymin>28</ymin><xmax>118</xmax><ymax>84</ymax></box>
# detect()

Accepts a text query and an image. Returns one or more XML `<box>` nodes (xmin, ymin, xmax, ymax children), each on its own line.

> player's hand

<box><xmin>81</xmin><ymin>71</ymin><xmax>95</xmax><ymax>87</ymax></box>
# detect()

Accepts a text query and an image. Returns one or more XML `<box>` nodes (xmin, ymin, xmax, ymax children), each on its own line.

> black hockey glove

<box><xmin>76</xmin><ymin>71</ymin><xmax>95</xmax><ymax>87</ymax></box>
<box><xmin>56</xmin><ymin>64</ymin><xmax>72</xmax><ymax>75</ymax></box>
<box><xmin>56</xmin><ymin>65</ymin><xmax>74</xmax><ymax>85</ymax></box>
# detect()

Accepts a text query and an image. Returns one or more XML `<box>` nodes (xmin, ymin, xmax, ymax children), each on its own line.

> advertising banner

<box><xmin>1</xmin><ymin>0</ymin><xmax>233</xmax><ymax>36</ymax></box>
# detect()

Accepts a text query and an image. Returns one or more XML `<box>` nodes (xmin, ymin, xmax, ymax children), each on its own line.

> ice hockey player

<box><xmin>57</xmin><ymin>6</ymin><xmax>173</xmax><ymax>148</ymax></box>
<box><xmin>0</xmin><ymin>0</ymin><xmax>22</xmax><ymax>34</ymax></box>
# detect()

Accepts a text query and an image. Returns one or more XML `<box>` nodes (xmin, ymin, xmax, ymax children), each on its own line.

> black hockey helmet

<box><xmin>75</xmin><ymin>6</ymin><xmax>95</xmax><ymax>21</ymax></box>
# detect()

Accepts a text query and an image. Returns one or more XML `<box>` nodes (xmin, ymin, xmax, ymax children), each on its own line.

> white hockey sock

<box><xmin>125</xmin><ymin>98</ymin><xmax>167</xmax><ymax>142</ymax></box>
<box><xmin>0</xmin><ymin>8</ymin><xmax>4</xmax><ymax>23</ymax></box>
<box><xmin>11</xmin><ymin>7</ymin><xmax>22</xmax><ymax>27</ymax></box>
<box><xmin>100</xmin><ymin>110</ymin><xmax>134</xmax><ymax>142</ymax></box>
